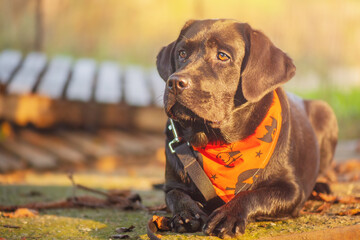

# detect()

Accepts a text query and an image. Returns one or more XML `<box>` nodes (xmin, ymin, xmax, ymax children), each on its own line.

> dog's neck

<box><xmin>182</xmin><ymin>91</ymin><xmax>274</xmax><ymax>148</ymax></box>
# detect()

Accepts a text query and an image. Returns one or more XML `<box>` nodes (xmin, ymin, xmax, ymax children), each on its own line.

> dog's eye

<box><xmin>217</xmin><ymin>52</ymin><xmax>230</xmax><ymax>61</ymax></box>
<box><xmin>179</xmin><ymin>50</ymin><xmax>187</xmax><ymax>59</ymax></box>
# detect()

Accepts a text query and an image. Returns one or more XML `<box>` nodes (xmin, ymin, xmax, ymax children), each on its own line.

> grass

<box><xmin>0</xmin><ymin>185</ymin><xmax>163</xmax><ymax>240</ymax></box>
<box><xmin>292</xmin><ymin>87</ymin><xmax>360</xmax><ymax>140</ymax></box>
<box><xmin>0</xmin><ymin>182</ymin><xmax>359</xmax><ymax>240</ymax></box>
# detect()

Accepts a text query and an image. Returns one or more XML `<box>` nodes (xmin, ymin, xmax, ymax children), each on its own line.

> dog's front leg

<box><xmin>203</xmin><ymin>181</ymin><xmax>300</xmax><ymax>238</ymax></box>
<box><xmin>166</xmin><ymin>189</ymin><xmax>208</xmax><ymax>233</ymax></box>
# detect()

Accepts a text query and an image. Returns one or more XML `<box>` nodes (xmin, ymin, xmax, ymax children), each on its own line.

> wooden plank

<box><xmin>0</xmin><ymin>139</ymin><xmax>57</xmax><ymax>169</ymax></box>
<box><xmin>56</xmin><ymin>100</ymin><xmax>85</xmax><ymax>127</ymax></box>
<box><xmin>124</xmin><ymin>66</ymin><xmax>152</xmax><ymax>106</ymax></box>
<box><xmin>98</xmin><ymin>130</ymin><xmax>164</xmax><ymax>166</ymax></box>
<box><xmin>57</xmin><ymin>130</ymin><xmax>114</xmax><ymax>158</ymax></box>
<box><xmin>1</xmin><ymin>95</ymin><xmax>56</xmax><ymax>128</ymax></box>
<box><xmin>0</xmin><ymin>50</ymin><xmax>22</xmax><ymax>84</ymax></box>
<box><xmin>98</xmin><ymin>130</ymin><xmax>152</xmax><ymax>156</ymax></box>
<box><xmin>7</xmin><ymin>52</ymin><xmax>47</xmax><ymax>94</ymax></box>
<box><xmin>37</xmin><ymin>55</ymin><xmax>72</xmax><ymax>99</ymax></box>
<box><xmin>95</xmin><ymin>61</ymin><xmax>122</xmax><ymax>103</ymax></box>
<box><xmin>0</xmin><ymin>151</ymin><xmax>24</xmax><ymax>172</ymax></box>
<box><xmin>132</xmin><ymin>106</ymin><xmax>167</xmax><ymax>133</ymax></box>
<box><xmin>148</xmin><ymin>68</ymin><xmax>165</xmax><ymax>107</ymax></box>
<box><xmin>66</xmin><ymin>58</ymin><xmax>96</xmax><ymax>101</ymax></box>
<box><xmin>97</xmin><ymin>103</ymin><xmax>130</xmax><ymax>128</ymax></box>
<box><xmin>19</xmin><ymin>129</ymin><xmax>85</xmax><ymax>164</ymax></box>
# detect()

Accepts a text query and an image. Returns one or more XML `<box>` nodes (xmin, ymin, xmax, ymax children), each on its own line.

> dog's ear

<box><xmin>156</xmin><ymin>41</ymin><xmax>176</xmax><ymax>81</ymax></box>
<box><xmin>238</xmin><ymin>23</ymin><xmax>296</xmax><ymax>102</ymax></box>
<box><xmin>156</xmin><ymin>20</ymin><xmax>197</xmax><ymax>81</ymax></box>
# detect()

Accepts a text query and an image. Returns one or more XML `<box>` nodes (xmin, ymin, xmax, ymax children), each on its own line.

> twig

<box><xmin>67</xmin><ymin>172</ymin><xmax>109</xmax><ymax>198</ymax></box>
<box><xmin>1</xmin><ymin>224</ymin><xmax>21</xmax><ymax>229</ymax></box>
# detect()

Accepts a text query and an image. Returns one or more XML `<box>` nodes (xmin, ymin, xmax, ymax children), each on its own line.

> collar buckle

<box><xmin>168</xmin><ymin>119</ymin><xmax>181</xmax><ymax>153</ymax></box>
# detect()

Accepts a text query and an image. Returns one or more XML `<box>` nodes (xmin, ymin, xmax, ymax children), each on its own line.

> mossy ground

<box><xmin>0</xmin><ymin>174</ymin><xmax>359</xmax><ymax>240</ymax></box>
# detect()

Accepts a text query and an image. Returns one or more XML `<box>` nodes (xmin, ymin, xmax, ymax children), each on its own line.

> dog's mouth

<box><xmin>166</xmin><ymin>102</ymin><xmax>222</xmax><ymax>128</ymax></box>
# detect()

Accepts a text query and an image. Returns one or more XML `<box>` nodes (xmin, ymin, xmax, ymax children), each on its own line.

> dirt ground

<box><xmin>0</xmin><ymin>141</ymin><xmax>359</xmax><ymax>240</ymax></box>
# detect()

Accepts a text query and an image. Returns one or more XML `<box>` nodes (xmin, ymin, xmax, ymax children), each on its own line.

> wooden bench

<box><xmin>0</xmin><ymin>49</ymin><xmax>166</xmax><ymax>132</ymax></box>
<box><xmin>0</xmin><ymin>49</ymin><xmax>167</xmax><ymax>173</ymax></box>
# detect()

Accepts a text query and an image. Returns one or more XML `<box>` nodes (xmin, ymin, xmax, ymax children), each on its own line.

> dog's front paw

<box><xmin>203</xmin><ymin>207</ymin><xmax>246</xmax><ymax>238</ymax></box>
<box><xmin>171</xmin><ymin>209</ymin><xmax>207</xmax><ymax>233</ymax></box>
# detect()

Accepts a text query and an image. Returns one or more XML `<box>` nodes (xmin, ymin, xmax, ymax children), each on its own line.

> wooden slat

<box><xmin>97</xmin><ymin>103</ymin><xmax>130</xmax><ymax>128</ymax></box>
<box><xmin>0</xmin><ymin>50</ymin><xmax>22</xmax><ymax>84</ymax></box>
<box><xmin>0</xmin><ymin>139</ymin><xmax>57</xmax><ymax>169</ymax></box>
<box><xmin>132</xmin><ymin>107</ymin><xmax>167</xmax><ymax>133</ymax></box>
<box><xmin>95</xmin><ymin>61</ymin><xmax>122</xmax><ymax>104</ymax></box>
<box><xmin>148</xmin><ymin>68</ymin><xmax>165</xmax><ymax>107</ymax></box>
<box><xmin>1</xmin><ymin>95</ymin><xmax>56</xmax><ymax>128</ymax></box>
<box><xmin>0</xmin><ymin>151</ymin><xmax>24</xmax><ymax>172</ymax></box>
<box><xmin>98</xmin><ymin>130</ymin><xmax>153</xmax><ymax>156</ymax></box>
<box><xmin>7</xmin><ymin>52</ymin><xmax>47</xmax><ymax>94</ymax></box>
<box><xmin>99</xmin><ymin>130</ymin><xmax>163</xmax><ymax>154</ymax></box>
<box><xmin>124</xmin><ymin>66</ymin><xmax>152</xmax><ymax>106</ymax></box>
<box><xmin>19</xmin><ymin>129</ymin><xmax>85</xmax><ymax>164</ymax></box>
<box><xmin>57</xmin><ymin>130</ymin><xmax>114</xmax><ymax>158</ymax></box>
<box><xmin>37</xmin><ymin>55</ymin><xmax>72</xmax><ymax>99</ymax></box>
<box><xmin>66</xmin><ymin>59</ymin><xmax>96</xmax><ymax>101</ymax></box>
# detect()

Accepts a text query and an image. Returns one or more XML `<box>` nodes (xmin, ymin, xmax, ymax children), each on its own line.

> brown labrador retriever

<box><xmin>156</xmin><ymin>19</ymin><xmax>338</xmax><ymax>238</ymax></box>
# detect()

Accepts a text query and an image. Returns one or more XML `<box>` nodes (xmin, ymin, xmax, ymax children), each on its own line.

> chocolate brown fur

<box><xmin>156</xmin><ymin>19</ymin><xmax>338</xmax><ymax>238</ymax></box>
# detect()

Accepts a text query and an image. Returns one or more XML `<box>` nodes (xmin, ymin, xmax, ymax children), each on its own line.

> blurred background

<box><xmin>0</xmin><ymin>0</ymin><xmax>359</xmax><ymax>176</ymax></box>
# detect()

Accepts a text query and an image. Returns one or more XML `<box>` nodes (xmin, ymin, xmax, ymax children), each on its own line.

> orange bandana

<box><xmin>193</xmin><ymin>91</ymin><xmax>282</xmax><ymax>203</ymax></box>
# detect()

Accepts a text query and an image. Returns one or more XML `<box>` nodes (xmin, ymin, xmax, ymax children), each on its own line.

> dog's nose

<box><xmin>167</xmin><ymin>75</ymin><xmax>189</xmax><ymax>94</ymax></box>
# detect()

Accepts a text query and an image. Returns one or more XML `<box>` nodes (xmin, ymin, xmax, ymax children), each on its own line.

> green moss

<box><xmin>0</xmin><ymin>214</ymin><xmax>106</xmax><ymax>240</ymax></box>
<box><xmin>1</xmin><ymin>184</ymin><xmax>359</xmax><ymax>239</ymax></box>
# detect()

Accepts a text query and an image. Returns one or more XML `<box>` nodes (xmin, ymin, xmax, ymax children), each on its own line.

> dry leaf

<box><xmin>152</xmin><ymin>215</ymin><xmax>171</xmax><ymax>231</ymax></box>
<box><xmin>338</xmin><ymin>196</ymin><xmax>360</xmax><ymax>204</ymax></box>
<box><xmin>1</xmin><ymin>224</ymin><xmax>20</xmax><ymax>229</ymax></box>
<box><xmin>110</xmin><ymin>234</ymin><xmax>130</xmax><ymax>239</ymax></box>
<box><xmin>336</xmin><ymin>159</ymin><xmax>360</xmax><ymax>174</ymax></box>
<box><xmin>317</xmin><ymin>192</ymin><xmax>337</xmax><ymax>202</ymax></box>
<box><xmin>115</xmin><ymin>225</ymin><xmax>135</xmax><ymax>233</ymax></box>
<box><xmin>1</xmin><ymin>208</ymin><xmax>38</xmax><ymax>218</ymax></box>
<box><xmin>311</xmin><ymin>191</ymin><xmax>338</xmax><ymax>203</ymax></box>
<box><xmin>315</xmin><ymin>202</ymin><xmax>331</xmax><ymax>213</ymax></box>
<box><xmin>336</xmin><ymin>208</ymin><xmax>360</xmax><ymax>216</ymax></box>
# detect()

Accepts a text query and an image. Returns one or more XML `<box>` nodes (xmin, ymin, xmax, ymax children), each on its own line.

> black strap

<box><xmin>174</xmin><ymin>143</ymin><xmax>218</xmax><ymax>202</ymax></box>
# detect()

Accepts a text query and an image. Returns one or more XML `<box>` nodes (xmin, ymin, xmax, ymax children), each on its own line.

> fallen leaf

<box><xmin>336</xmin><ymin>159</ymin><xmax>360</xmax><ymax>174</ymax></box>
<box><xmin>311</xmin><ymin>191</ymin><xmax>338</xmax><ymax>203</ymax></box>
<box><xmin>336</xmin><ymin>209</ymin><xmax>360</xmax><ymax>216</ymax></box>
<box><xmin>115</xmin><ymin>225</ymin><xmax>135</xmax><ymax>233</ymax></box>
<box><xmin>315</xmin><ymin>202</ymin><xmax>331</xmax><ymax>213</ymax></box>
<box><xmin>1</xmin><ymin>224</ymin><xmax>21</xmax><ymax>229</ymax></box>
<box><xmin>152</xmin><ymin>215</ymin><xmax>171</xmax><ymax>231</ymax></box>
<box><xmin>338</xmin><ymin>196</ymin><xmax>360</xmax><ymax>204</ymax></box>
<box><xmin>21</xmin><ymin>190</ymin><xmax>43</xmax><ymax>197</ymax></box>
<box><xmin>110</xmin><ymin>234</ymin><xmax>130</xmax><ymax>239</ymax></box>
<box><xmin>1</xmin><ymin>208</ymin><xmax>38</xmax><ymax>218</ymax></box>
<box><xmin>317</xmin><ymin>192</ymin><xmax>337</xmax><ymax>202</ymax></box>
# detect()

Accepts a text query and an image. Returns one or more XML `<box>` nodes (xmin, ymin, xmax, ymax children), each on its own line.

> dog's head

<box><xmin>157</xmin><ymin>19</ymin><xmax>295</xmax><ymax>128</ymax></box>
